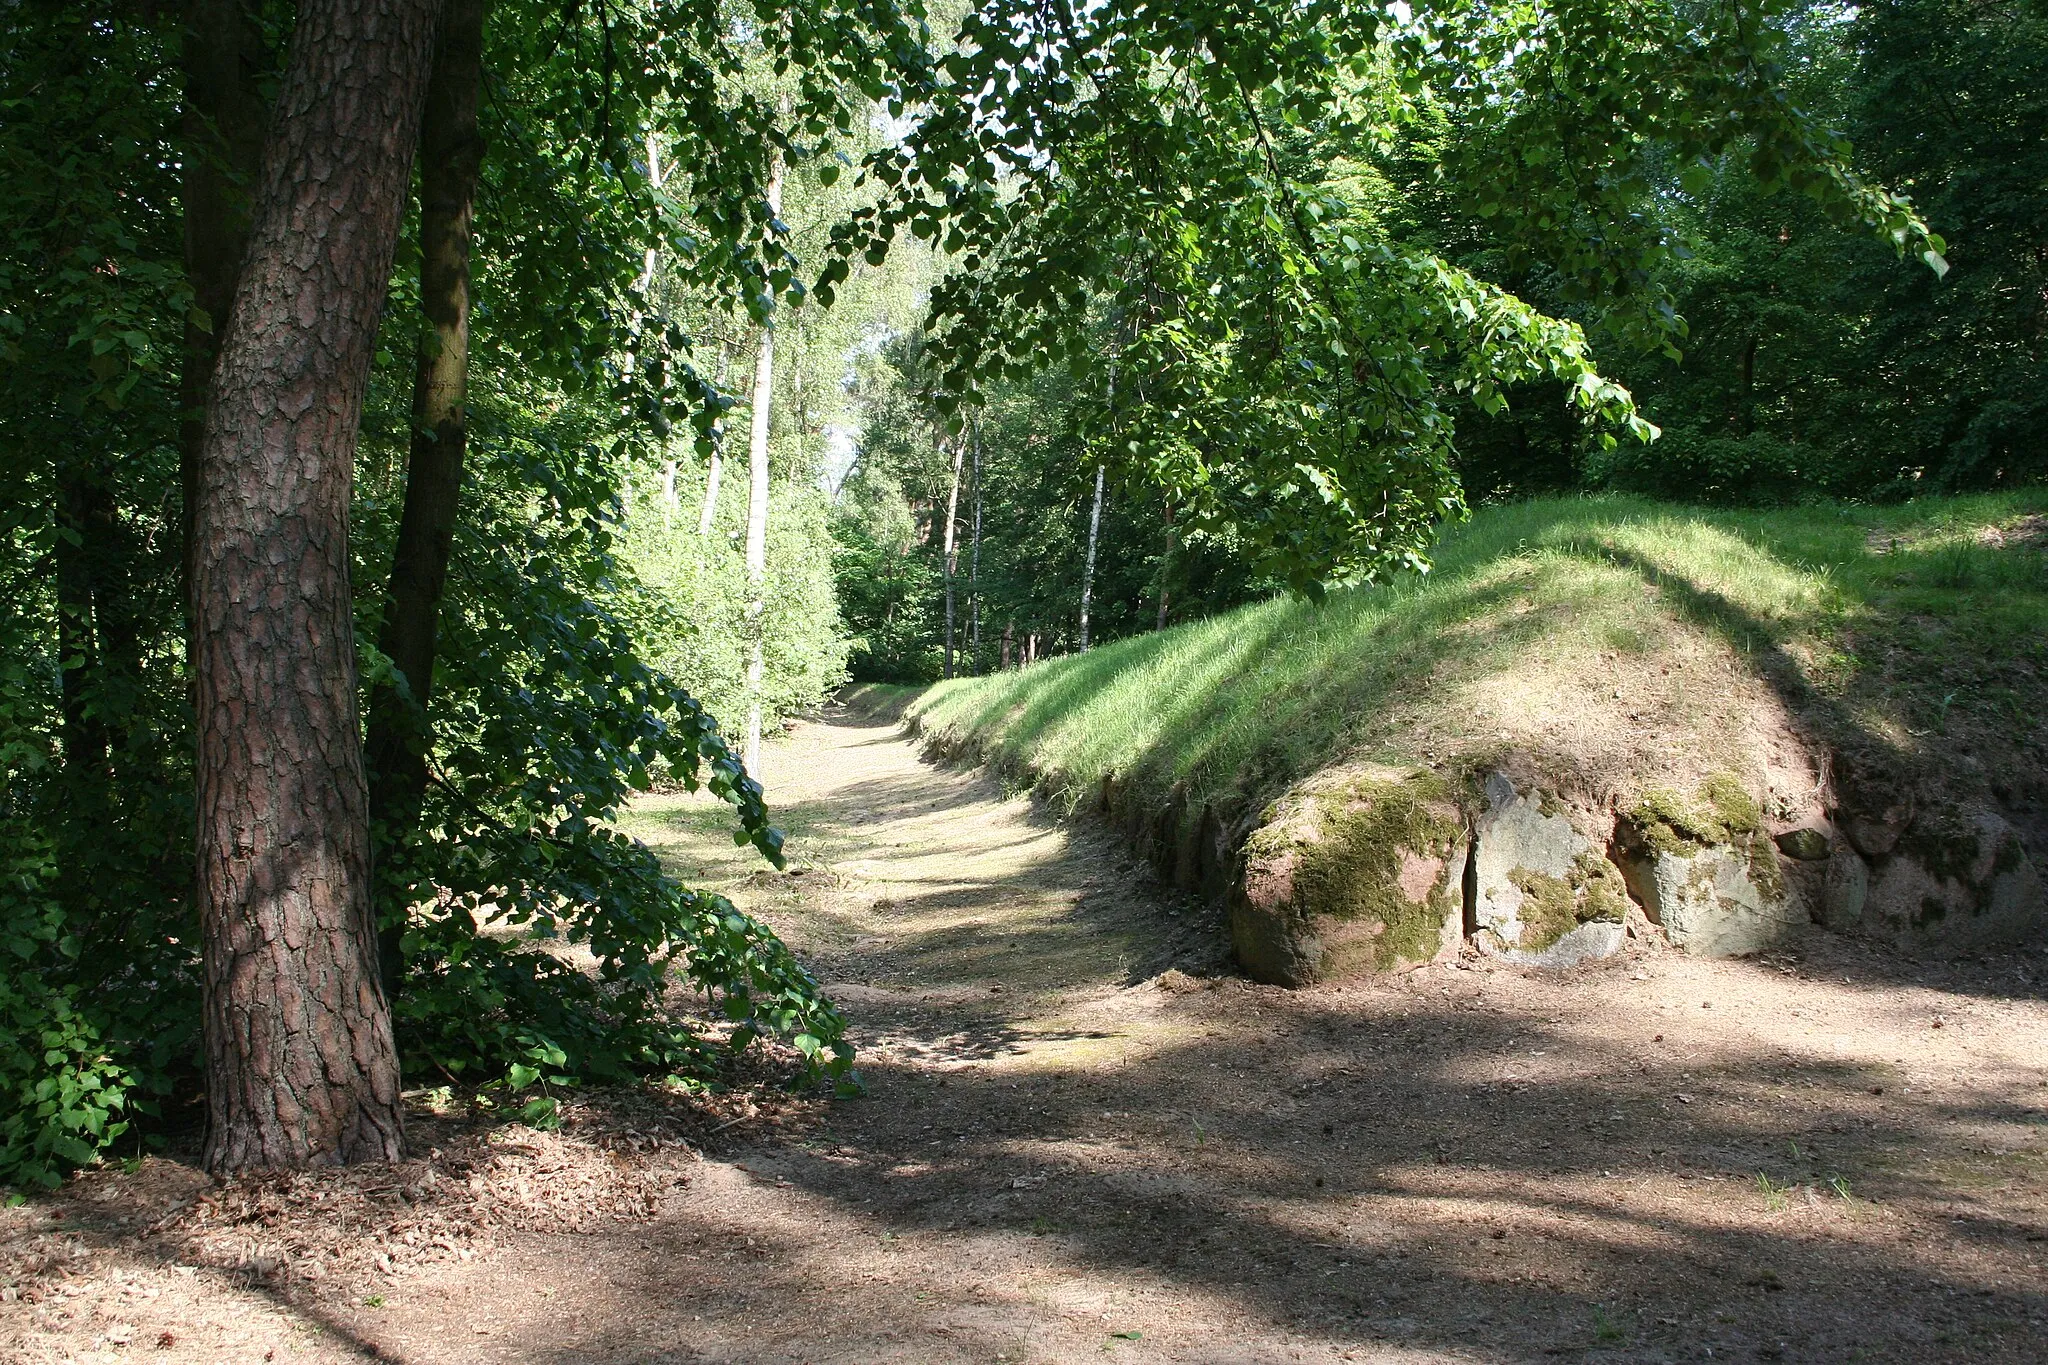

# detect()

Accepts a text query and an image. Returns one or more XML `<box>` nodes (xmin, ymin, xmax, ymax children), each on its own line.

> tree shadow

<box><xmin>510</xmin><ymin>948</ymin><xmax>2047</xmax><ymax>1363</ymax></box>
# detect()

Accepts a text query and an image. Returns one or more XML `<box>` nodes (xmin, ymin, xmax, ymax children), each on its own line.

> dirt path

<box><xmin>7</xmin><ymin>703</ymin><xmax>2048</xmax><ymax>1363</ymax></box>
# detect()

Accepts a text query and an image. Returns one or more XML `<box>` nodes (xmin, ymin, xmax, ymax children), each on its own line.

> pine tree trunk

<box><xmin>178</xmin><ymin>0</ymin><xmax>273</xmax><ymax>636</ymax></box>
<box><xmin>1078</xmin><ymin>464</ymin><xmax>1104</xmax><ymax>651</ymax></box>
<box><xmin>193</xmin><ymin>0</ymin><xmax>441</xmax><ymax>1173</ymax></box>
<box><xmin>941</xmin><ymin>436</ymin><xmax>964</xmax><ymax>679</ymax></box>
<box><xmin>742</xmin><ymin>155</ymin><xmax>782</xmax><ymax>774</ymax></box>
<box><xmin>363</xmin><ymin>0</ymin><xmax>485</xmax><ymax>999</ymax></box>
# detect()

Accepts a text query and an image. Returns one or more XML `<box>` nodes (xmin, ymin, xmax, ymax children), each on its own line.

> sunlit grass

<box><xmin>909</xmin><ymin>491</ymin><xmax>2047</xmax><ymax>827</ymax></box>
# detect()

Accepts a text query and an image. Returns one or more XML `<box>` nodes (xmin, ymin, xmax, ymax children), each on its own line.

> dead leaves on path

<box><xmin>2</xmin><ymin>1060</ymin><xmax>828</xmax><ymax>1309</ymax></box>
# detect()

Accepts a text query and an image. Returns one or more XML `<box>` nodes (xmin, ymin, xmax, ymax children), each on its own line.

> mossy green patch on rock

<box><xmin>1629</xmin><ymin>772</ymin><xmax>1763</xmax><ymax>852</ymax></box>
<box><xmin>1237</xmin><ymin>769</ymin><xmax>1466</xmax><ymax>980</ymax></box>
<box><xmin>1625</xmin><ymin>772</ymin><xmax>1783</xmax><ymax>901</ymax></box>
<box><xmin>1507</xmin><ymin>853</ymin><xmax>1628</xmax><ymax>953</ymax></box>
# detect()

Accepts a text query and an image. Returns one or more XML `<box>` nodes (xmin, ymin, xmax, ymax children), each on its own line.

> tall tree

<box><xmin>192</xmin><ymin>0</ymin><xmax>442</xmax><ymax>1172</ymax></box>
<box><xmin>741</xmin><ymin>146</ymin><xmax>784</xmax><ymax>772</ymax></box>
<box><xmin>941</xmin><ymin>434</ymin><xmax>964</xmax><ymax>677</ymax></box>
<box><xmin>968</xmin><ymin>425</ymin><xmax>982</xmax><ymax>668</ymax></box>
<box><xmin>178</xmin><ymin>0</ymin><xmax>272</xmax><ymax>616</ymax></box>
<box><xmin>1077</xmin><ymin>463</ymin><xmax>1103</xmax><ymax>651</ymax></box>
<box><xmin>697</xmin><ymin>343</ymin><xmax>731</xmax><ymax>536</ymax></box>
<box><xmin>365</xmin><ymin>0</ymin><xmax>486</xmax><ymax>996</ymax></box>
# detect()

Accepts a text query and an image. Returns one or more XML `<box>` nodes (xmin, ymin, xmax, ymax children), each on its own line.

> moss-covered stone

<box><xmin>1616</xmin><ymin>775</ymin><xmax>1806</xmax><ymax>957</ymax></box>
<box><xmin>1630</xmin><ymin>773</ymin><xmax>1761</xmax><ymax>850</ymax></box>
<box><xmin>1860</xmin><ymin>809</ymin><xmax>2044</xmax><ymax>952</ymax></box>
<box><xmin>1774</xmin><ymin>827</ymin><xmax>1832</xmax><ymax>862</ymax></box>
<box><xmin>1233</xmin><ymin>768</ymin><xmax>1467</xmax><ymax>984</ymax></box>
<box><xmin>1896</xmin><ymin>815</ymin><xmax>1983</xmax><ymax>885</ymax></box>
<box><xmin>1625</xmin><ymin>773</ymin><xmax>1782</xmax><ymax>901</ymax></box>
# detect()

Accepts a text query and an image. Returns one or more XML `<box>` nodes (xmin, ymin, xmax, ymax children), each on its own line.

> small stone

<box><xmin>1773</xmin><ymin>827</ymin><xmax>1831</xmax><ymax>862</ymax></box>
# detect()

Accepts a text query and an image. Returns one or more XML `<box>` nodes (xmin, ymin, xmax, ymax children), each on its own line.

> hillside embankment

<box><xmin>909</xmin><ymin>494</ymin><xmax>2048</xmax><ymax>981</ymax></box>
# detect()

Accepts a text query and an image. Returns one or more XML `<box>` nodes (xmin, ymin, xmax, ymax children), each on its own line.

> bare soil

<box><xmin>5</xmin><ymin>703</ymin><xmax>2046</xmax><ymax>1364</ymax></box>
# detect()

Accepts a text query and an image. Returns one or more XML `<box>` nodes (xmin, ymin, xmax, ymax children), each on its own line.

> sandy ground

<box><xmin>5</xmin><ymin>702</ymin><xmax>2046</xmax><ymax>1364</ymax></box>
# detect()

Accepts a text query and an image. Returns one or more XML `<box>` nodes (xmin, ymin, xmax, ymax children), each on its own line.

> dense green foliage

<box><xmin>838</xmin><ymin>0</ymin><xmax>2037</xmax><ymax>676</ymax></box>
<box><xmin>1472</xmin><ymin>0</ymin><xmax>2046</xmax><ymax>502</ymax></box>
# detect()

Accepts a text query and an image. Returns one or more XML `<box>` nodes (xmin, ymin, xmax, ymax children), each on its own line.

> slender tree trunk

<box><xmin>742</xmin><ymin>148</ymin><xmax>783</xmax><ymax>773</ymax></box>
<box><xmin>362</xmin><ymin>0</ymin><xmax>484</xmax><ymax>999</ymax></box>
<box><xmin>1155</xmin><ymin>500</ymin><xmax>1174</xmax><ymax>631</ymax></box>
<box><xmin>1078</xmin><ymin>463</ymin><xmax>1104</xmax><ymax>651</ymax></box>
<box><xmin>179</xmin><ymin>0</ymin><xmax>273</xmax><ymax>632</ymax></box>
<box><xmin>639</xmin><ymin>131</ymin><xmax>663</xmax><ymax>295</ymax></box>
<box><xmin>1001</xmin><ymin>620</ymin><xmax>1012</xmax><ymax>671</ymax></box>
<box><xmin>968</xmin><ymin>425</ymin><xmax>982</xmax><ymax>672</ymax></box>
<box><xmin>941</xmin><ymin>436</ymin><xmax>964</xmax><ymax>679</ymax></box>
<box><xmin>193</xmin><ymin>0</ymin><xmax>441</xmax><ymax>1174</ymax></box>
<box><xmin>54</xmin><ymin>471</ymin><xmax>112</xmax><ymax>781</ymax></box>
<box><xmin>1738</xmin><ymin>334</ymin><xmax>1757</xmax><ymax>437</ymax></box>
<box><xmin>640</xmin><ymin>131</ymin><xmax>680</xmax><ymax>529</ymax></box>
<box><xmin>697</xmin><ymin>343</ymin><xmax>731</xmax><ymax>536</ymax></box>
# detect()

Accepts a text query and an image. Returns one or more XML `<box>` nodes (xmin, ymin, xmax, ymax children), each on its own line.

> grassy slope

<box><xmin>909</xmin><ymin>493</ymin><xmax>2048</xmax><ymax>840</ymax></box>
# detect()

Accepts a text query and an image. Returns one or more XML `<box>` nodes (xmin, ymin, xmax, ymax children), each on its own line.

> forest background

<box><xmin>1</xmin><ymin>0</ymin><xmax>2039</xmax><ymax>1188</ymax></box>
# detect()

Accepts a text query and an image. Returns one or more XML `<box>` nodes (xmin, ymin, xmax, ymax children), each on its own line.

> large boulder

<box><xmin>1470</xmin><ymin>773</ymin><xmax>1627</xmax><ymax>968</ymax></box>
<box><xmin>1614</xmin><ymin>774</ymin><xmax>1804</xmax><ymax>957</ymax></box>
<box><xmin>1859</xmin><ymin>809</ymin><xmax>2044</xmax><ymax>952</ymax></box>
<box><xmin>1231</xmin><ymin>767</ymin><xmax>1468</xmax><ymax>986</ymax></box>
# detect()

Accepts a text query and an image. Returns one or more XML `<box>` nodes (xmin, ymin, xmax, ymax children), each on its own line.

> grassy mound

<box><xmin>909</xmin><ymin>493</ymin><xmax>2048</xmax><ymax>849</ymax></box>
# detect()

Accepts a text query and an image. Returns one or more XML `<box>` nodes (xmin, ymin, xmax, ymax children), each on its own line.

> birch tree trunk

<box><xmin>1156</xmin><ymin>500</ymin><xmax>1174</xmax><ymax>631</ymax></box>
<box><xmin>364</xmin><ymin>0</ymin><xmax>485</xmax><ymax>997</ymax></box>
<box><xmin>742</xmin><ymin>151</ymin><xmax>784</xmax><ymax>773</ymax></box>
<box><xmin>192</xmin><ymin>0</ymin><xmax>441</xmax><ymax>1173</ymax></box>
<box><xmin>697</xmin><ymin>342</ymin><xmax>730</xmax><ymax>536</ymax></box>
<box><xmin>968</xmin><ymin>423</ymin><xmax>982</xmax><ymax>671</ymax></box>
<box><xmin>941</xmin><ymin>436</ymin><xmax>964</xmax><ymax>679</ymax></box>
<box><xmin>1078</xmin><ymin>463</ymin><xmax>1105</xmax><ymax>651</ymax></box>
<box><xmin>640</xmin><ymin>132</ymin><xmax>680</xmax><ymax>528</ymax></box>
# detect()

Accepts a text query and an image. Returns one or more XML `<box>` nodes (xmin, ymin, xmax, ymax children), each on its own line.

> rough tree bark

<box><xmin>192</xmin><ymin>0</ymin><xmax>443</xmax><ymax>1173</ymax></box>
<box><xmin>363</xmin><ymin>0</ymin><xmax>486</xmax><ymax>996</ymax></box>
<box><xmin>179</xmin><ymin>0</ymin><xmax>274</xmax><ymax>625</ymax></box>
